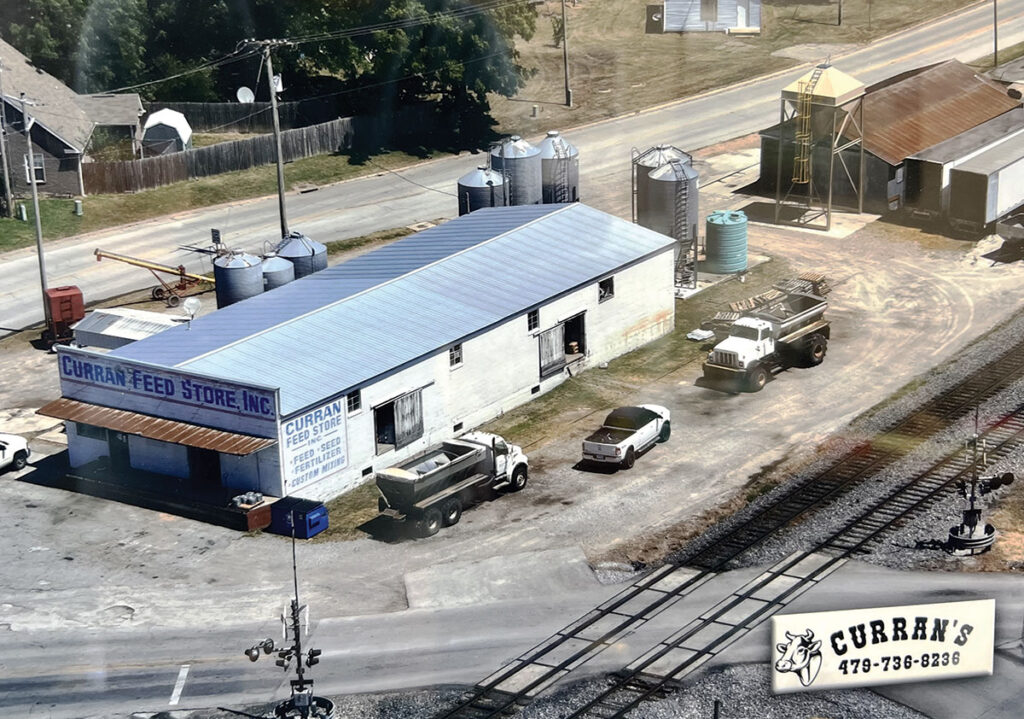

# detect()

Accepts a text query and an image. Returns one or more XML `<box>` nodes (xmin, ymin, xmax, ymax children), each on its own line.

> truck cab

<box><xmin>708</xmin><ymin>317</ymin><xmax>776</xmax><ymax>371</ymax></box>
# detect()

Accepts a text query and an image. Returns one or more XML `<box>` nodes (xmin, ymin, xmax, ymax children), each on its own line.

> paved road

<box><xmin>2</xmin><ymin>1</ymin><xmax>1024</xmax><ymax>335</ymax></box>
<box><xmin>2</xmin><ymin>563</ymin><xmax>1021</xmax><ymax>718</ymax></box>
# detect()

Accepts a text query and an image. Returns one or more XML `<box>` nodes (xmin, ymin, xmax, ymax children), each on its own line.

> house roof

<box><xmin>113</xmin><ymin>203</ymin><xmax>675</xmax><ymax>417</ymax></box>
<box><xmin>0</xmin><ymin>37</ymin><xmax>93</xmax><ymax>152</ymax></box>
<box><xmin>74</xmin><ymin>93</ymin><xmax>145</xmax><ymax>127</ymax></box>
<box><xmin>852</xmin><ymin>60</ymin><xmax>1020</xmax><ymax>165</ymax></box>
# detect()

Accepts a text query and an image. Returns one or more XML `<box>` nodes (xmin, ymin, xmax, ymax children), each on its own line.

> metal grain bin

<box><xmin>276</xmin><ymin>231</ymin><xmax>327</xmax><ymax>278</ymax></box>
<box><xmin>261</xmin><ymin>253</ymin><xmax>295</xmax><ymax>291</ymax></box>
<box><xmin>703</xmin><ymin>210</ymin><xmax>748</xmax><ymax>274</ymax></box>
<box><xmin>490</xmin><ymin>135</ymin><xmax>542</xmax><ymax>206</ymax></box>
<box><xmin>214</xmin><ymin>252</ymin><xmax>263</xmax><ymax>308</ymax></box>
<box><xmin>457</xmin><ymin>166</ymin><xmax>508</xmax><ymax>215</ymax></box>
<box><xmin>537</xmin><ymin>130</ymin><xmax>580</xmax><ymax>204</ymax></box>
<box><xmin>633</xmin><ymin>145</ymin><xmax>697</xmax><ymax>240</ymax></box>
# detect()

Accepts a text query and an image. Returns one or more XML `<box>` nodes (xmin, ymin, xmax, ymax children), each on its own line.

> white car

<box><xmin>581</xmin><ymin>405</ymin><xmax>671</xmax><ymax>469</ymax></box>
<box><xmin>0</xmin><ymin>433</ymin><xmax>31</xmax><ymax>473</ymax></box>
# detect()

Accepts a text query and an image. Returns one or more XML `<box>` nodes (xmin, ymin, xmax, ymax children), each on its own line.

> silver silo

<box><xmin>214</xmin><ymin>252</ymin><xmax>263</xmax><ymax>308</ymax></box>
<box><xmin>457</xmin><ymin>166</ymin><xmax>508</xmax><ymax>216</ymax></box>
<box><xmin>537</xmin><ymin>130</ymin><xmax>580</xmax><ymax>204</ymax></box>
<box><xmin>490</xmin><ymin>135</ymin><xmax>542</xmax><ymax>206</ymax></box>
<box><xmin>261</xmin><ymin>253</ymin><xmax>295</xmax><ymax>291</ymax></box>
<box><xmin>276</xmin><ymin>231</ymin><xmax>327</xmax><ymax>278</ymax></box>
<box><xmin>633</xmin><ymin>145</ymin><xmax>699</xmax><ymax>242</ymax></box>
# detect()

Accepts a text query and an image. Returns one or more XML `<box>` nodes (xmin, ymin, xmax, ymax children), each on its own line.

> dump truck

<box><xmin>702</xmin><ymin>290</ymin><xmax>829</xmax><ymax>392</ymax></box>
<box><xmin>376</xmin><ymin>432</ymin><xmax>528</xmax><ymax>536</ymax></box>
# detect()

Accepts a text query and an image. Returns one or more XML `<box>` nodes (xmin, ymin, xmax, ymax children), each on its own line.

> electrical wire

<box><xmin>100</xmin><ymin>49</ymin><xmax>260</xmax><ymax>94</ymax></box>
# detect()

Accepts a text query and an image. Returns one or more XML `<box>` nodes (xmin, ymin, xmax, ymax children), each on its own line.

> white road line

<box><xmin>169</xmin><ymin>664</ymin><xmax>190</xmax><ymax>705</ymax></box>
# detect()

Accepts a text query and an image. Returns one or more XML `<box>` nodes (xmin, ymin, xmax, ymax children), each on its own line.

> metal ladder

<box><xmin>791</xmin><ymin>65</ymin><xmax>823</xmax><ymax>184</ymax></box>
<box><xmin>670</xmin><ymin>159</ymin><xmax>693</xmax><ymax>286</ymax></box>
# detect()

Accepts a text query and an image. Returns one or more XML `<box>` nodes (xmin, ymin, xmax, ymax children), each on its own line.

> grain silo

<box><xmin>490</xmin><ymin>136</ymin><xmax>542</xmax><ymax>206</ymax></box>
<box><xmin>214</xmin><ymin>252</ymin><xmax>263</xmax><ymax>308</ymax></box>
<box><xmin>632</xmin><ymin>145</ymin><xmax>699</xmax><ymax>241</ymax></box>
<box><xmin>457</xmin><ymin>166</ymin><xmax>508</xmax><ymax>215</ymax></box>
<box><xmin>276</xmin><ymin>231</ymin><xmax>327</xmax><ymax>278</ymax></box>
<box><xmin>537</xmin><ymin>130</ymin><xmax>580</xmax><ymax>204</ymax></box>
<box><xmin>261</xmin><ymin>253</ymin><xmax>295</xmax><ymax>291</ymax></box>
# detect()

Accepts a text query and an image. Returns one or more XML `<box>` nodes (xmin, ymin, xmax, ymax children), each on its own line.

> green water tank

<box><xmin>704</xmin><ymin>210</ymin><xmax>748</xmax><ymax>274</ymax></box>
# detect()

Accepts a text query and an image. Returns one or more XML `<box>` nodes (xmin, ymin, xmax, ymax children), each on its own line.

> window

<box><xmin>598</xmin><ymin>277</ymin><xmax>615</xmax><ymax>303</ymax></box>
<box><xmin>347</xmin><ymin>390</ymin><xmax>361</xmax><ymax>414</ymax></box>
<box><xmin>24</xmin><ymin>154</ymin><xmax>44</xmax><ymax>184</ymax></box>
<box><xmin>449</xmin><ymin>343</ymin><xmax>463</xmax><ymax>368</ymax></box>
<box><xmin>75</xmin><ymin>422</ymin><xmax>107</xmax><ymax>441</ymax></box>
<box><xmin>527</xmin><ymin>309</ymin><xmax>539</xmax><ymax>332</ymax></box>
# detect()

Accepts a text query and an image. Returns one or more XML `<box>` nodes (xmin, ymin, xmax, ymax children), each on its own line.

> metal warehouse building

<box><xmin>41</xmin><ymin>204</ymin><xmax>676</xmax><ymax>503</ymax></box>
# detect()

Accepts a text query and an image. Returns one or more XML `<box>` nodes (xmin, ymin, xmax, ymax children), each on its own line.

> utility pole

<box><xmin>21</xmin><ymin>93</ymin><xmax>50</xmax><ymax>327</ymax></box>
<box><xmin>993</xmin><ymin>0</ymin><xmax>999</xmax><ymax>67</ymax></box>
<box><xmin>255</xmin><ymin>40</ymin><xmax>290</xmax><ymax>239</ymax></box>
<box><xmin>0</xmin><ymin>62</ymin><xmax>14</xmax><ymax>217</ymax></box>
<box><xmin>562</xmin><ymin>0</ymin><xmax>572</xmax><ymax>107</ymax></box>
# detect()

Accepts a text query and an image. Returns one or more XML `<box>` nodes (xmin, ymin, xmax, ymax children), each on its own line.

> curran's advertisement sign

<box><xmin>57</xmin><ymin>346</ymin><xmax>278</xmax><ymax>437</ymax></box>
<box><xmin>772</xmin><ymin>599</ymin><xmax>994</xmax><ymax>693</ymax></box>
<box><xmin>282</xmin><ymin>399</ymin><xmax>348</xmax><ymax>490</ymax></box>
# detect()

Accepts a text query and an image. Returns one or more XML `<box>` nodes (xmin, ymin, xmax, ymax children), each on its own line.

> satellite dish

<box><xmin>236</xmin><ymin>86</ymin><xmax>255</xmax><ymax>103</ymax></box>
<box><xmin>183</xmin><ymin>297</ymin><xmax>202</xmax><ymax>320</ymax></box>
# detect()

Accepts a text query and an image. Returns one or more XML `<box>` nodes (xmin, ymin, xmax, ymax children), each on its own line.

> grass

<box><xmin>313</xmin><ymin>482</ymin><xmax>382</xmax><ymax>542</ymax></box>
<box><xmin>968</xmin><ymin>39</ymin><xmax>1024</xmax><ymax>72</ymax></box>
<box><xmin>0</xmin><ymin>149</ymin><xmax>436</xmax><ymax>252</ymax></box>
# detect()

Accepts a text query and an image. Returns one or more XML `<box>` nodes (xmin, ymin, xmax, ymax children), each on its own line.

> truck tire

<box><xmin>806</xmin><ymin>334</ymin><xmax>828</xmax><ymax>366</ymax></box>
<box><xmin>747</xmin><ymin>366</ymin><xmax>769</xmax><ymax>392</ymax></box>
<box><xmin>441</xmin><ymin>498</ymin><xmax>462</xmax><ymax>527</ymax></box>
<box><xmin>12</xmin><ymin>451</ymin><xmax>28</xmax><ymax>471</ymax></box>
<box><xmin>507</xmin><ymin>465</ymin><xmax>528</xmax><ymax>492</ymax></box>
<box><xmin>658</xmin><ymin>421</ymin><xmax>671</xmax><ymax>443</ymax></box>
<box><xmin>621</xmin><ymin>447</ymin><xmax>636</xmax><ymax>470</ymax></box>
<box><xmin>417</xmin><ymin>508</ymin><xmax>443</xmax><ymax>537</ymax></box>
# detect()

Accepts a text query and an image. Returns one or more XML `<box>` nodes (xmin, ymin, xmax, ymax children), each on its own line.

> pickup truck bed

<box><xmin>584</xmin><ymin>427</ymin><xmax>634</xmax><ymax>444</ymax></box>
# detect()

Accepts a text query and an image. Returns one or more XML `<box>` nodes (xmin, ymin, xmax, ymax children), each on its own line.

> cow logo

<box><xmin>775</xmin><ymin>628</ymin><xmax>823</xmax><ymax>686</ymax></box>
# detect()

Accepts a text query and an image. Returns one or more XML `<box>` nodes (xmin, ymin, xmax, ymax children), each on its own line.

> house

<box><xmin>658</xmin><ymin>0</ymin><xmax>761</xmax><ymax>33</ymax></box>
<box><xmin>39</xmin><ymin>203</ymin><xmax>677</xmax><ymax>506</ymax></box>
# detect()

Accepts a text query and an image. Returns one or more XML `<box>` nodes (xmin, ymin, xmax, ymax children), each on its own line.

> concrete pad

<box><xmin>0</xmin><ymin>406</ymin><xmax>61</xmax><ymax>435</ymax></box>
<box><xmin>404</xmin><ymin>545</ymin><xmax>600</xmax><ymax>609</ymax></box>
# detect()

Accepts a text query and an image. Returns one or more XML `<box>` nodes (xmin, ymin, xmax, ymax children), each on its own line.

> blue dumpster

<box><xmin>269</xmin><ymin>497</ymin><xmax>329</xmax><ymax>539</ymax></box>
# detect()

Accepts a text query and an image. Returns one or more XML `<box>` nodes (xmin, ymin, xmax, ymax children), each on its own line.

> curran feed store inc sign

<box><xmin>772</xmin><ymin>600</ymin><xmax>994</xmax><ymax>693</ymax></box>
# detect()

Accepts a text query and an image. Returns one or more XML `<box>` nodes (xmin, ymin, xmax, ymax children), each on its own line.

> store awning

<box><xmin>37</xmin><ymin>398</ymin><xmax>276</xmax><ymax>455</ymax></box>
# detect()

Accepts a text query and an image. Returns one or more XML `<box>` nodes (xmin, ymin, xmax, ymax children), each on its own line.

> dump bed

<box><xmin>753</xmin><ymin>292</ymin><xmax>827</xmax><ymax>340</ymax></box>
<box><xmin>376</xmin><ymin>440</ymin><xmax>487</xmax><ymax>509</ymax></box>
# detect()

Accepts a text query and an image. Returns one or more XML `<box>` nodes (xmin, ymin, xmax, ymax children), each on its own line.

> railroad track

<box><xmin>432</xmin><ymin>336</ymin><xmax>1024</xmax><ymax>719</ymax></box>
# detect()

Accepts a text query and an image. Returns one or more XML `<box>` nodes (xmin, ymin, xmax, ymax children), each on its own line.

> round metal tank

<box><xmin>456</xmin><ymin>166</ymin><xmax>508</xmax><ymax>215</ymax></box>
<box><xmin>214</xmin><ymin>252</ymin><xmax>263</xmax><ymax>308</ymax></box>
<box><xmin>634</xmin><ymin>145</ymin><xmax>698</xmax><ymax>241</ymax></box>
<box><xmin>537</xmin><ymin>130</ymin><xmax>580</xmax><ymax>204</ymax></box>
<box><xmin>703</xmin><ymin>210</ymin><xmax>749</xmax><ymax>274</ymax></box>
<box><xmin>276</xmin><ymin>231</ymin><xmax>327</xmax><ymax>278</ymax></box>
<box><xmin>261</xmin><ymin>253</ymin><xmax>295</xmax><ymax>291</ymax></box>
<box><xmin>490</xmin><ymin>136</ymin><xmax>542</xmax><ymax>206</ymax></box>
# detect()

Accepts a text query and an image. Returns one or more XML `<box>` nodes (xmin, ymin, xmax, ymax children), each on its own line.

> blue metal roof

<box><xmin>115</xmin><ymin>204</ymin><xmax>674</xmax><ymax>417</ymax></box>
<box><xmin>114</xmin><ymin>204</ymin><xmax>562</xmax><ymax>367</ymax></box>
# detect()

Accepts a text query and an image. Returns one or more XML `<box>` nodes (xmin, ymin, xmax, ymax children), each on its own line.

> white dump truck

<box><xmin>375</xmin><ymin>432</ymin><xmax>528</xmax><ymax>536</ymax></box>
<box><xmin>702</xmin><ymin>290</ymin><xmax>829</xmax><ymax>392</ymax></box>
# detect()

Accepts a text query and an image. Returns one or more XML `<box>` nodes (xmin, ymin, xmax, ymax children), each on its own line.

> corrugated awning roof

<box><xmin>37</xmin><ymin>398</ymin><xmax>276</xmax><ymax>455</ymax></box>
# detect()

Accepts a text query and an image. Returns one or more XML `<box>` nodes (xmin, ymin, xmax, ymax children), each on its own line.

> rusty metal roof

<box><xmin>37</xmin><ymin>398</ymin><xmax>276</xmax><ymax>455</ymax></box>
<box><xmin>852</xmin><ymin>60</ymin><xmax>1021</xmax><ymax>165</ymax></box>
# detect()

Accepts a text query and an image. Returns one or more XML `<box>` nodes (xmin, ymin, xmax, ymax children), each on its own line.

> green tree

<box><xmin>0</xmin><ymin>0</ymin><xmax>91</xmax><ymax>86</ymax></box>
<box><xmin>74</xmin><ymin>0</ymin><xmax>147</xmax><ymax>92</ymax></box>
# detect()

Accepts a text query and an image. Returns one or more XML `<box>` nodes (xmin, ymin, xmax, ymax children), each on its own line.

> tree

<box><xmin>74</xmin><ymin>0</ymin><xmax>147</xmax><ymax>92</ymax></box>
<box><xmin>0</xmin><ymin>0</ymin><xmax>91</xmax><ymax>86</ymax></box>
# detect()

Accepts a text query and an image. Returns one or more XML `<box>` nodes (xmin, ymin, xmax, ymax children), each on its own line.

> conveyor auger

<box><xmin>94</xmin><ymin>248</ymin><xmax>214</xmax><ymax>307</ymax></box>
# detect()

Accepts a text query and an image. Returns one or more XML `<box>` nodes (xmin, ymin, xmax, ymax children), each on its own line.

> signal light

<box><xmin>276</xmin><ymin>658</ymin><xmax>288</xmax><ymax>668</ymax></box>
<box><xmin>307</xmin><ymin>648</ymin><xmax>322</xmax><ymax>667</ymax></box>
<box><xmin>245</xmin><ymin>648</ymin><xmax>260</xmax><ymax>662</ymax></box>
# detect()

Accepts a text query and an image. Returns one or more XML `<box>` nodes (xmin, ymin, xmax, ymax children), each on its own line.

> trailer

<box><xmin>947</xmin><ymin>132</ymin><xmax>1024</xmax><ymax>233</ymax></box>
<box><xmin>375</xmin><ymin>432</ymin><xmax>528</xmax><ymax>537</ymax></box>
<box><xmin>702</xmin><ymin>289</ymin><xmax>829</xmax><ymax>392</ymax></box>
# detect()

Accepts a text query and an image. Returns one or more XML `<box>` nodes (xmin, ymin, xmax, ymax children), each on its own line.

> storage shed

<box><xmin>72</xmin><ymin>308</ymin><xmax>180</xmax><ymax>350</ymax></box>
<box><xmin>41</xmin><ymin>204</ymin><xmax>676</xmax><ymax>505</ymax></box>
<box><xmin>142</xmin><ymin>109</ymin><xmax>193</xmax><ymax>156</ymax></box>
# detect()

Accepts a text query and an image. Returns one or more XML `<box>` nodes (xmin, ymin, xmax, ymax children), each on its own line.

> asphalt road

<box><xmin>2</xmin><ymin>0</ymin><xmax>1024</xmax><ymax>335</ymax></box>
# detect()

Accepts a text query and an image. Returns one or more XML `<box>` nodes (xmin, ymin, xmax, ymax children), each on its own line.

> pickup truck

<box><xmin>376</xmin><ymin>431</ymin><xmax>528</xmax><ymax>536</ymax></box>
<box><xmin>581</xmin><ymin>405</ymin><xmax>671</xmax><ymax>469</ymax></box>
<box><xmin>0</xmin><ymin>433</ymin><xmax>30</xmax><ymax>474</ymax></box>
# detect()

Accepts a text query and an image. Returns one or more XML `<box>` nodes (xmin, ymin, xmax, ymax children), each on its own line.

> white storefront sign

<box><xmin>772</xmin><ymin>599</ymin><xmax>994</xmax><ymax>693</ymax></box>
<box><xmin>282</xmin><ymin>399</ymin><xmax>348</xmax><ymax>490</ymax></box>
<box><xmin>57</xmin><ymin>346</ymin><xmax>278</xmax><ymax>437</ymax></box>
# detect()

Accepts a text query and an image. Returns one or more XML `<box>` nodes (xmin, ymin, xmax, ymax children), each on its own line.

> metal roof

<box><xmin>782</xmin><ymin>65</ymin><xmax>865</xmax><ymax>106</ymax></box>
<box><xmin>115</xmin><ymin>204</ymin><xmax>563</xmax><ymax>367</ymax></box>
<box><xmin>911</xmin><ymin>108</ymin><xmax>1024</xmax><ymax>164</ymax></box>
<box><xmin>853</xmin><ymin>60</ymin><xmax>1020</xmax><ymax>165</ymax></box>
<box><xmin>953</xmin><ymin>132</ymin><xmax>1024</xmax><ymax>175</ymax></box>
<box><xmin>72</xmin><ymin>308</ymin><xmax>179</xmax><ymax>349</ymax></box>
<box><xmin>37</xmin><ymin>398</ymin><xmax>276</xmax><ymax>455</ymax></box>
<box><xmin>116</xmin><ymin>204</ymin><xmax>674</xmax><ymax>417</ymax></box>
<box><xmin>664</xmin><ymin>0</ymin><xmax>761</xmax><ymax>32</ymax></box>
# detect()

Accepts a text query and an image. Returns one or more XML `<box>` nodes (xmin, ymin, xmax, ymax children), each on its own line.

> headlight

<box><xmin>738</xmin><ymin>360</ymin><xmax>745</xmax><ymax>368</ymax></box>
<box><xmin>615</xmin><ymin>447</ymin><xmax>621</xmax><ymax>456</ymax></box>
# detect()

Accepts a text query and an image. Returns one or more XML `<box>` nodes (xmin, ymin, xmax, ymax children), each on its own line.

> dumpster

<box><xmin>269</xmin><ymin>497</ymin><xmax>328</xmax><ymax>539</ymax></box>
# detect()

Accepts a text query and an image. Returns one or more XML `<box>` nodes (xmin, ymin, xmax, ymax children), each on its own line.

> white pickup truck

<box><xmin>0</xmin><ymin>433</ymin><xmax>31</xmax><ymax>474</ymax></box>
<box><xmin>581</xmin><ymin>405</ymin><xmax>671</xmax><ymax>469</ymax></box>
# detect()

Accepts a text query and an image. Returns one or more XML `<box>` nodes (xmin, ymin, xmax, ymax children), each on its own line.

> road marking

<box><xmin>169</xmin><ymin>664</ymin><xmax>190</xmax><ymax>705</ymax></box>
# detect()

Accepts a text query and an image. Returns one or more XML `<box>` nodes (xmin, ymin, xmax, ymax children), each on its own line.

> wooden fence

<box><xmin>144</xmin><ymin>98</ymin><xmax>343</xmax><ymax>132</ymax></box>
<box><xmin>82</xmin><ymin>106</ymin><xmax>430</xmax><ymax>195</ymax></box>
